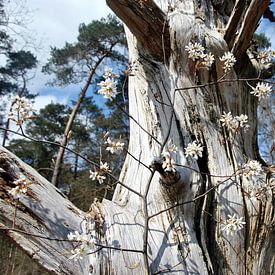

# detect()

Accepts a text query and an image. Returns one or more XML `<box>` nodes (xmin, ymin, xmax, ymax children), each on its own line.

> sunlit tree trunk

<box><xmin>0</xmin><ymin>1</ymin><xmax>274</xmax><ymax>274</ymax></box>
<box><xmin>51</xmin><ymin>55</ymin><xmax>107</xmax><ymax>187</ymax></box>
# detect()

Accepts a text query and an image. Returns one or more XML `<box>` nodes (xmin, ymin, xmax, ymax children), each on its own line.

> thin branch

<box><xmin>0</xmin><ymin>127</ymin><xmax>143</xmax><ymax>198</ymax></box>
<box><xmin>0</xmin><ymin>227</ymin><xmax>144</xmax><ymax>253</ymax></box>
<box><xmin>175</xmin><ymin>77</ymin><xmax>274</xmax><ymax>92</ymax></box>
<box><xmin>141</xmin><ymin>85</ymin><xmax>177</xmax><ymax>272</ymax></box>
<box><xmin>51</xmin><ymin>46</ymin><xmax>114</xmax><ymax>187</ymax></box>
<box><xmin>148</xmin><ymin>173</ymin><xmax>237</xmax><ymax>220</ymax></box>
<box><xmin>92</xmin><ymin>244</ymin><xmax>143</xmax><ymax>254</ymax></box>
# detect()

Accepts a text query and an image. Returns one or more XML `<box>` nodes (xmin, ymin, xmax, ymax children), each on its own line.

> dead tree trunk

<box><xmin>0</xmin><ymin>1</ymin><xmax>274</xmax><ymax>274</ymax></box>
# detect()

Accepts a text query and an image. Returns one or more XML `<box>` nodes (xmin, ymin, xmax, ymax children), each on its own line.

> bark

<box><xmin>106</xmin><ymin>0</ymin><xmax>170</xmax><ymax>61</ymax></box>
<box><xmin>0</xmin><ymin>1</ymin><xmax>274</xmax><ymax>274</ymax></box>
<box><xmin>225</xmin><ymin>0</ymin><xmax>270</xmax><ymax>60</ymax></box>
<box><xmin>0</xmin><ymin>146</ymin><xmax>89</xmax><ymax>274</ymax></box>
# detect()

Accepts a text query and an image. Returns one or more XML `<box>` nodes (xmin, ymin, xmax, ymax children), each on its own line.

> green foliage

<box><xmin>8</xmin><ymin>103</ymin><xmax>67</xmax><ymax>178</ymax></box>
<box><xmin>0</xmin><ymin>50</ymin><xmax>37</xmax><ymax>96</ymax></box>
<box><xmin>2</xmin><ymin>12</ymin><xmax>129</xmax><ymax>273</ymax></box>
<box><xmin>8</xmin><ymin>102</ymin><xmax>91</xmax><ymax>179</ymax></box>
<box><xmin>27</xmin><ymin>103</ymin><xmax>71</xmax><ymax>141</ymax></box>
<box><xmin>253</xmin><ymin>33</ymin><xmax>272</xmax><ymax>50</ymax></box>
<box><xmin>43</xmin><ymin>15</ymin><xmax>126</xmax><ymax>85</ymax></box>
<box><xmin>0</xmin><ymin>0</ymin><xmax>37</xmax><ymax>97</ymax></box>
<box><xmin>5</xmin><ymin>50</ymin><xmax>37</xmax><ymax>74</ymax></box>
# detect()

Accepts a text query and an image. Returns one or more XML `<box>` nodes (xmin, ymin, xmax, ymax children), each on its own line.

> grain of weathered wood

<box><xmin>0</xmin><ymin>1</ymin><xmax>274</xmax><ymax>274</ymax></box>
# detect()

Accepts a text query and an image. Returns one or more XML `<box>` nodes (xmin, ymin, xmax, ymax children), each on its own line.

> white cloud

<box><xmin>26</xmin><ymin>0</ymin><xmax>111</xmax><ymax>54</ymax></box>
<box><xmin>33</xmin><ymin>94</ymin><xmax>67</xmax><ymax>111</ymax></box>
<box><xmin>15</xmin><ymin>1</ymin><xmax>112</xmax><ymax>98</ymax></box>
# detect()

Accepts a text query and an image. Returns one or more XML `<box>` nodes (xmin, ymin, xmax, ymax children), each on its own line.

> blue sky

<box><xmin>13</xmin><ymin>1</ymin><xmax>274</xmax><ymax>111</ymax></box>
<box><xmin>256</xmin><ymin>2</ymin><xmax>275</xmax><ymax>46</ymax></box>
<box><xmin>18</xmin><ymin>0</ymin><xmax>111</xmax><ymax>110</ymax></box>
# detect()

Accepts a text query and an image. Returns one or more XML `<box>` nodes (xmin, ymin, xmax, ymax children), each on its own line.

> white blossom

<box><xmin>67</xmin><ymin>230</ymin><xmax>94</xmax><ymax>260</ymax></box>
<box><xmin>167</xmin><ymin>139</ymin><xmax>178</xmax><ymax>153</ymax></box>
<box><xmin>68</xmin><ymin>230</ymin><xmax>88</xmax><ymax>242</ymax></box>
<box><xmin>242</xmin><ymin>160</ymin><xmax>263</xmax><ymax>178</ymax></box>
<box><xmin>106</xmin><ymin>137</ymin><xmax>124</xmax><ymax>154</ymax></box>
<box><xmin>9</xmin><ymin>96</ymin><xmax>34</xmax><ymax>125</ymax></box>
<box><xmin>235</xmin><ymin>114</ymin><xmax>249</xmax><ymax>128</ymax></box>
<box><xmin>221</xmin><ymin>214</ymin><xmax>246</xmax><ymax>236</ymax></box>
<box><xmin>250</xmin><ymin>82</ymin><xmax>272</xmax><ymax>99</ymax></box>
<box><xmin>220</xmin><ymin>52</ymin><xmax>236</xmax><ymax>72</ymax></box>
<box><xmin>89</xmin><ymin>161</ymin><xmax>111</xmax><ymax>185</ymax></box>
<box><xmin>67</xmin><ymin>231</ymin><xmax>79</xmax><ymax>241</ymax></box>
<box><xmin>185</xmin><ymin>42</ymin><xmax>215</xmax><ymax>69</ymax></box>
<box><xmin>70</xmin><ymin>246</ymin><xmax>87</xmax><ymax>260</ymax></box>
<box><xmin>103</xmin><ymin>67</ymin><xmax>119</xmax><ymax>80</ymax></box>
<box><xmin>246</xmin><ymin>181</ymin><xmax>267</xmax><ymax>199</ymax></box>
<box><xmin>97</xmin><ymin>78</ymin><xmax>118</xmax><ymax>100</ymax></box>
<box><xmin>257</xmin><ymin>50</ymin><xmax>274</xmax><ymax>67</ymax></box>
<box><xmin>220</xmin><ymin>112</ymin><xmax>234</xmax><ymax>128</ymax></box>
<box><xmin>89</xmin><ymin>171</ymin><xmax>106</xmax><ymax>184</ymax></box>
<box><xmin>184</xmin><ymin>141</ymin><xmax>203</xmax><ymax>160</ymax></box>
<box><xmin>241</xmin><ymin>160</ymin><xmax>266</xmax><ymax>199</ymax></box>
<box><xmin>185</xmin><ymin>42</ymin><xmax>205</xmax><ymax>61</ymax></box>
<box><xmin>201</xmin><ymin>52</ymin><xmax>215</xmax><ymax>69</ymax></box>
<box><xmin>8</xmin><ymin>176</ymin><xmax>32</xmax><ymax>199</ymax></box>
<box><xmin>220</xmin><ymin>112</ymin><xmax>249</xmax><ymax>132</ymax></box>
<box><xmin>100</xmin><ymin>161</ymin><xmax>111</xmax><ymax>173</ymax></box>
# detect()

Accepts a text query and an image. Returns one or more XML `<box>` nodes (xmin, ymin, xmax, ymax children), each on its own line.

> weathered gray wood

<box><xmin>225</xmin><ymin>0</ymin><xmax>270</xmax><ymax>59</ymax></box>
<box><xmin>0</xmin><ymin>146</ymin><xmax>89</xmax><ymax>274</ymax></box>
<box><xmin>0</xmin><ymin>1</ymin><xmax>274</xmax><ymax>274</ymax></box>
<box><xmin>106</xmin><ymin>0</ymin><xmax>170</xmax><ymax>61</ymax></box>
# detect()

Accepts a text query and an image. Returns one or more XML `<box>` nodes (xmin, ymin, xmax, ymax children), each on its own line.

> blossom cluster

<box><xmin>221</xmin><ymin>214</ymin><xmax>246</xmax><ymax>236</ymax></box>
<box><xmin>220</xmin><ymin>112</ymin><xmax>249</xmax><ymax>132</ymax></box>
<box><xmin>185</xmin><ymin>42</ymin><xmax>214</xmax><ymax>69</ymax></box>
<box><xmin>161</xmin><ymin>140</ymin><xmax>204</xmax><ymax>173</ymax></box>
<box><xmin>106</xmin><ymin>137</ymin><xmax>125</xmax><ymax>154</ymax></box>
<box><xmin>67</xmin><ymin>230</ymin><xmax>94</xmax><ymax>260</ymax></box>
<box><xmin>8</xmin><ymin>96</ymin><xmax>34</xmax><ymax>126</ymax></box>
<box><xmin>89</xmin><ymin>134</ymin><xmax>125</xmax><ymax>185</ymax></box>
<box><xmin>185</xmin><ymin>42</ymin><xmax>236</xmax><ymax>72</ymax></box>
<box><xmin>219</xmin><ymin>52</ymin><xmax>236</xmax><ymax>72</ymax></box>
<box><xmin>242</xmin><ymin>160</ymin><xmax>263</xmax><ymax>178</ymax></box>
<box><xmin>8</xmin><ymin>176</ymin><xmax>33</xmax><ymax>199</ymax></box>
<box><xmin>89</xmin><ymin>161</ymin><xmax>111</xmax><ymax>184</ymax></box>
<box><xmin>97</xmin><ymin>67</ymin><xmax>119</xmax><ymax>100</ymax></box>
<box><xmin>241</xmin><ymin>160</ymin><xmax>268</xmax><ymax>199</ymax></box>
<box><xmin>245</xmin><ymin>179</ymin><xmax>269</xmax><ymax>200</ymax></box>
<box><xmin>184</xmin><ymin>141</ymin><xmax>203</xmax><ymax>160</ymax></box>
<box><xmin>250</xmin><ymin>82</ymin><xmax>272</xmax><ymax>99</ymax></box>
<box><xmin>257</xmin><ymin>50</ymin><xmax>274</xmax><ymax>68</ymax></box>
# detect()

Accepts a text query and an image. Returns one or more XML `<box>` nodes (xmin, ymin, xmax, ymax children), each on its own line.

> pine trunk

<box><xmin>0</xmin><ymin>1</ymin><xmax>274</xmax><ymax>274</ymax></box>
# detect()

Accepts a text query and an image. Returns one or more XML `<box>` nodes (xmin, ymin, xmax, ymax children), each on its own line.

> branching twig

<box><xmin>0</xmin><ymin>127</ymin><xmax>143</xmax><ymax>198</ymax></box>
